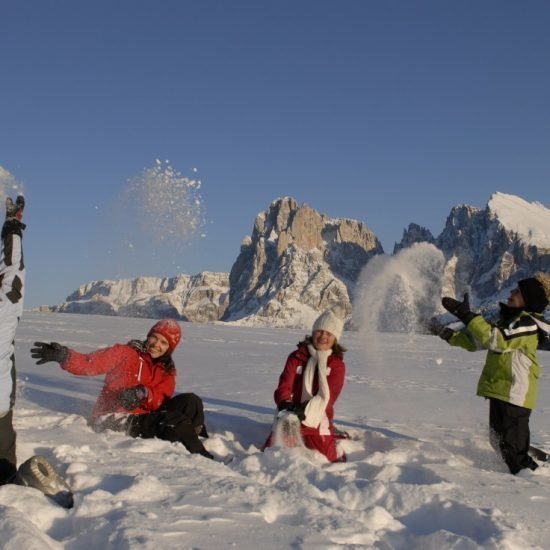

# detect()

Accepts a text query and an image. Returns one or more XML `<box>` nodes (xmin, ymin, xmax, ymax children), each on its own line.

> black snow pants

<box><xmin>489</xmin><ymin>398</ymin><xmax>538</xmax><ymax>474</ymax></box>
<box><xmin>0</xmin><ymin>351</ymin><xmax>17</xmax><ymax>485</ymax></box>
<box><xmin>0</xmin><ymin>410</ymin><xmax>17</xmax><ymax>485</ymax></box>
<box><xmin>126</xmin><ymin>393</ymin><xmax>212</xmax><ymax>459</ymax></box>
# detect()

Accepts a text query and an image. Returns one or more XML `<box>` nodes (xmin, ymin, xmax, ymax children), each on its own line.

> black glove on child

<box><xmin>118</xmin><ymin>386</ymin><xmax>148</xmax><ymax>410</ymax></box>
<box><xmin>441</xmin><ymin>293</ymin><xmax>477</xmax><ymax>325</ymax></box>
<box><xmin>30</xmin><ymin>342</ymin><xmax>69</xmax><ymax>365</ymax></box>
<box><xmin>427</xmin><ymin>317</ymin><xmax>455</xmax><ymax>342</ymax></box>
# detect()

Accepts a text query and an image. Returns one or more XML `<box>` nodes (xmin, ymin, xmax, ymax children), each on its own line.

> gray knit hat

<box><xmin>312</xmin><ymin>305</ymin><xmax>346</xmax><ymax>341</ymax></box>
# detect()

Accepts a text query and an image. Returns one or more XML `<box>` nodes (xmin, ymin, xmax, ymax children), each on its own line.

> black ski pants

<box><xmin>0</xmin><ymin>351</ymin><xmax>17</xmax><ymax>485</ymax></box>
<box><xmin>489</xmin><ymin>398</ymin><xmax>538</xmax><ymax>474</ymax></box>
<box><xmin>0</xmin><ymin>410</ymin><xmax>17</xmax><ymax>485</ymax></box>
<box><xmin>126</xmin><ymin>393</ymin><xmax>212</xmax><ymax>458</ymax></box>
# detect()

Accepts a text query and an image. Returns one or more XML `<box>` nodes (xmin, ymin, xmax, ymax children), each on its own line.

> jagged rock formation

<box><xmin>223</xmin><ymin>197</ymin><xmax>383</xmax><ymax>327</ymax></box>
<box><xmin>394</xmin><ymin>193</ymin><xmax>550</xmax><ymax>304</ymax></box>
<box><xmin>393</xmin><ymin>223</ymin><xmax>435</xmax><ymax>254</ymax></box>
<box><xmin>53</xmin><ymin>272</ymin><xmax>229</xmax><ymax>322</ymax></box>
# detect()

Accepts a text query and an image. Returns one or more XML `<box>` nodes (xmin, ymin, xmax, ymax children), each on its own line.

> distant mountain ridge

<box><xmin>53</xmin><ymin>272</ymin><xmax>229</xmax><ymax>323</ymax></box>
<box><xmin>395</xmin><ymin>193</ymin><xmax>550</xmax><ymax>305</ymax></box>
<box><xmin>53</xmin><ymin>192</ymin><xmax>550</xmax><ymax>327</ymax></box>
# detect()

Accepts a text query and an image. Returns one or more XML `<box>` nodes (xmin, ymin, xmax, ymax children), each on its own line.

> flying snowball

<box><xmin>124</xmin><ymin>160</ymin><xmax>206</xmax><ymax>243</ymax></box>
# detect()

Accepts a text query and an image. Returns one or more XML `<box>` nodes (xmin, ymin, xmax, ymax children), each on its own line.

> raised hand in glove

<box><xmin>427</xmin><ymin>317</ymin><xmax>455</xmax><ymax>342</ymax></box>
<box><xmin>118</xmin><ymin>385</ymin><xmax>148</xmax><ymax>410</ymax></box>
<box><xmin>5</xmin><ymin>195</ymin><xmax>25</xmax><ymax>221</ymax></box>
<box><xmin>2</xmin><ymin>196</ymin><xmax>26</xmax><ymax>238</ymax></box>
<box><xmin>441</xmin><ymin>293</ymin><xmax>476</xmax><ymax>325</ymax></box>
<box><xmin>30</xmin><ymin>342</ymin><xmax>69</xmax><ymax>365</ymax></box>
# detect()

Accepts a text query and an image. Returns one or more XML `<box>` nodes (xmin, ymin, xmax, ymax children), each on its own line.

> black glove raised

<box><xmin>427</xmin><ymin>317</ymin><xmax>455</xmax><ymax>342</ymax></box>
<box><xmin>441</xmin><ymin>293</ymin><xmax>476</xmax><ymax>325</ymax></box>
<box><xmin>118</xmin><ymin>385</ymin><xmax>148</xmax><ymax>410</ymax></box>
<box><xmin>30</xmin><ymin>342</ymin><xmax>69</xmax><ymax>365</ymax></box>
<box><xmin>6</xmin><ymin>195</ymin><xmax>25</xmax><ymax>221</ymax></box>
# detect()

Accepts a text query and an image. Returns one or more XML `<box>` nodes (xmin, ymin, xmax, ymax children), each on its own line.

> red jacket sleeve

<box><xmin>274</xmin><ymin>352</ymin><xmax>301</xmax><ymax>406</ymax></box>
<box><xmin>62</xmin><ymin>344</ymin><xmax>131</xmax><ymax>376</ymax></box>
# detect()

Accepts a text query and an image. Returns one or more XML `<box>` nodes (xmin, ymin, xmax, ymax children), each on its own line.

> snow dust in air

<box><xmin>105</xmin><ymin>160</ymin><xmax>207</xmax><ymax>270</ymax></box>
<box><xmin>355</xmin><ymin>242</ymin><xmax>445</xmax><ymax>337</ymax></box>
<box><xmin>353</xmin><ymin>243</ymin><xmax>447</xmax><ymax>421</ymax></box>
<box><xmin>0</xmin><ymin>166</ymin><xmax>25</xmax><ymax>204</ymax></box>
<box><xmin>124</xmin><ymin>159</ymin><xmax>206</xmax><ymax>243</ymax></box>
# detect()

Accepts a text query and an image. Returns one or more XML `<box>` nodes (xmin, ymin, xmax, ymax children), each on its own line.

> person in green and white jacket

<box><xmin>433</xmin><ymin>273</ymin><xmax>550</xmax><ymax>475</ymax></box>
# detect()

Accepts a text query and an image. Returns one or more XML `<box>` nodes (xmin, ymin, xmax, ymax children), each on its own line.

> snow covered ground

<box><xmin>2</xmin><ymin>312</ymin><xmax>550</xmax><ymax>549</ymax></box>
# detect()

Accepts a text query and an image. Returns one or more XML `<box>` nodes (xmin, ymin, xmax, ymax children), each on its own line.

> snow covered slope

<box><xmin>488</xmin><ymin>192</ymin><xmax>550</xmax><ymax>248</ymax></box>
<box><xmin>2</xmin><ymin>312</ymin><xmax>550</xmax><ymax>548</ymax></box>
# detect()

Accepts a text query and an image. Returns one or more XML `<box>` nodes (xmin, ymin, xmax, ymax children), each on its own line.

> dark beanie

<box><xmin>518</xmin><ymin>277</ymin><xmax>549</xmax><ymax>313</ymax></box>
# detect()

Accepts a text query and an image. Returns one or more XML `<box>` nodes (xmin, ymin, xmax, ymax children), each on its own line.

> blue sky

<box><xmin>1</xmin><ymin>0</ymin><xmax>550</xmax><ymax>308</ymax></box>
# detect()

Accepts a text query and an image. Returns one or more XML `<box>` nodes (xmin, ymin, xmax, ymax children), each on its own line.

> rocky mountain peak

<box><xmin>393</xmin><ymin>223</ymin><xmax>435</xmax><ymax>254</ymax></box>
<box><xmin>394</xmin><ymin>194</ymin><xmax>550</xmax><ymax>304</ymax></box>
<box><xmin>224</xmin><ymin>197</ymin><xmax>383</xmax><ymax>327</ymax></box>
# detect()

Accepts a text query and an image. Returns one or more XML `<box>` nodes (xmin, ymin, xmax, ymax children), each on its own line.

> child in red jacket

<box><xmin>31</xmin><ymin>320</ymin><xmax>213</xmax><ymax>459</ymax></box>
<box><xmin>265</xmin><ymin>305</ymin><xmax>347</xmax><ymax>462</ymax></box>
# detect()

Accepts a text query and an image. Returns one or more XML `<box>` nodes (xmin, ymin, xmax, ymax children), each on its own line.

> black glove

<box><xmin>278</xmin><ymin>401</ymin><xmax>295</xmax><ymax>413</ymax></box>
<box><xmin>118</xmin><ymin>386</ymin><xmax>148</xmax><ymax>410</ymax></box>
<box><xmin>427</xmin><ymin>317</ymin><xmax>455</xmax><ymax>342</ymax></box>
<box><xmin>277</xmin><ymin>400</ymin><xmax>308</xmax><ymax>421</ymax></box>
<box><xmin>441</xmin><ymin>293</ymin><xmax>476</xmax><ymax>324</ymax></box>
<box><xmin>5</xmin><ymin>195</ymin><xmax>24</xmax><ymax>221</ymax></box>
<box><xmin>30</xmin><ymin>342</ymin><xmax>69</xmax><ymax>365</ymax></box>
<box><xmin>293</xmin><ymin>401</ymin><xmax>308</xmax><ymax>422</ymax></box>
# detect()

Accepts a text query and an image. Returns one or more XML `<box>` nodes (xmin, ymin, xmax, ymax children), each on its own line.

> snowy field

<box><xmin>2</xmin><ymin>311</ymin><xmax>550</xmax><ymax>549</ymax></box>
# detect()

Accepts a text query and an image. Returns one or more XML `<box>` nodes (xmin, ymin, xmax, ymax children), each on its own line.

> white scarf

<box><xmin>301</xmin><ymin>345</ymin><xmax>331</xmax><ymax>435</ymax></box>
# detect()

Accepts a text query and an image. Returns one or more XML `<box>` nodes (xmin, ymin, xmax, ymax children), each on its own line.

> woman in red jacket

<box><xmin>265</xmin><ymin>305</ymin><xmax>347</xmax><ymax>462</ymax></box>
<box><xmin>30</xmin><ymin>320</ymin><xmax>213</xmax><ymax>459</ymax></box>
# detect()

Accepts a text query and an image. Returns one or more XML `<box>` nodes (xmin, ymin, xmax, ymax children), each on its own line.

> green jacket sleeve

<box><xmin>448</xmin><ymin>324</ymin><xmax>482</xmax><ymax>352</ymax></box>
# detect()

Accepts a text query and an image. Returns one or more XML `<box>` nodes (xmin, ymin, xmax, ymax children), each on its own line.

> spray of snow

<box><xmin>271</xmin><ymin>412</ymin><xmax>306</xmax><ymax>450</ymax></box>
<box><xmin>356</xmin><ymin>243</ymin><xmax>445</xmax><ymax>336</ymax></box>
<box><xmin>353</xmin><ymin>243</ymin><xmax>447</xmax><ymax>427</ymax></box>
<box><xmin>0</xmin><ymin>166</ymin><xmax>25</xmax><ymax>205</ymax></box>
<box><xmin>104</xmin><ymin>160</ymin><xmax>206</xmax><ymax>274</ymax></box>
<box><xmin>124</xmin><ymin>159</ymin><xmax>205</xmax><ymax>242</ymax></box>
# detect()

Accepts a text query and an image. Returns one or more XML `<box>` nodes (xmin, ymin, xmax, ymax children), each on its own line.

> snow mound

<box><xmin>1</xmin><ymin>313</ymin><xmax>549</xmax><ymax>548</ymax></box>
